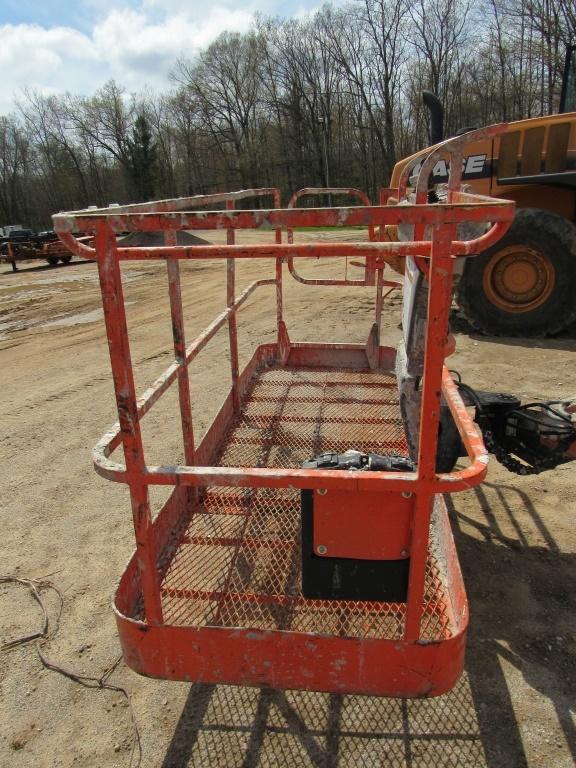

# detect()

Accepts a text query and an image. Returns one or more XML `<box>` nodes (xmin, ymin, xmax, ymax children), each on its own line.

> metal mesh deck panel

<box><xmin>159</xmin><ymin>366</ymin><xmax>452</xmax><ymax>641</ymax></box>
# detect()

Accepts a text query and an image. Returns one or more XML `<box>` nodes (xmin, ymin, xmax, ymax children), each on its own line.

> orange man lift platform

<box><xmin>54</xmin><ymin>127</ymin><xmax>515</xmax><ymax>697</ymax></box>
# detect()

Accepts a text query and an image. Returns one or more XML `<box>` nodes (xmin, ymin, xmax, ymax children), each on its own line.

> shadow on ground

<box><xmin>449</xmin><ymin>308</ymin><xmax>576</xmax><ymax>349</ymax></box>
<box><xmin>158</xmin><ymin>481</ymin><xmax>575</xmax><ymax>767</ymax></box>
<box><xmin>0</xmin><ymin>259</ymin><xmax>95</xmax><ymax>276</ymax></box>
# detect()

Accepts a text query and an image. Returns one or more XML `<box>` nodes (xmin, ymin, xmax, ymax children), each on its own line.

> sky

<box><xmin>0</xmin><ymin>0</ymin><xmax>324</xmax><ymax>115</ymax></box>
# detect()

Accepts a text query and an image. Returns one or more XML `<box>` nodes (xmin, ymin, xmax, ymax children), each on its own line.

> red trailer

<box><xmin>54</xmin><ymin>126</ymin><xmax>514</xmax><ymax>697</ymax></box>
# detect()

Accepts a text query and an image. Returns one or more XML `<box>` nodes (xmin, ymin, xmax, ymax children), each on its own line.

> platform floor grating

<box><xmin>159</xmin><ymin>366</ymin><xmax>452</xmax><ymax>641</ymax></box>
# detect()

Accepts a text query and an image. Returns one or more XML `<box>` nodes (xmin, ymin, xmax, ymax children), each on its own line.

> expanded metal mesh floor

<box><xmin>160</xmin><ymin>366</ymin><xmax>452</xmax><ymax>641</ymax></box>
<box><xmin>162</xmin><ymin>674</ymin><xmax>487</xmax><ymax>767</ymax></box>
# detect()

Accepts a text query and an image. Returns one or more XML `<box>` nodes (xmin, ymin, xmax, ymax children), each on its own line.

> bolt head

<box><xmin>317</xmin><ymin>544</ymin><xmax>328</xmax><ymax>555</ymax></box>
<box><xmin>317</xmin><ymin>488</ymin><xmax>327</xmax><ymax>496</ymax></box>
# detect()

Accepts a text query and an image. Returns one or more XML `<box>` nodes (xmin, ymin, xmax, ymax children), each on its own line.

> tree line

<box><xmin>1</xmin><ymin>0</ymin><xmax>575</xmax><ymax>229</ymax></box>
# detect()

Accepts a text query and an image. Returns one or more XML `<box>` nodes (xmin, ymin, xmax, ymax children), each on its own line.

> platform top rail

<box><xmin>52</xmin><ymin>125</ymin><xmax>513</xmax><ymax>238</ymax></box>
<box><xmin>53</xmin><ymin>197</ymin><xmax>514</xmax><ymax>269</ymax></box>
<box><xmin>53</xmin><ymin>191</ymin><xmax>512</xmax><ymax>232</ymax></box>
<box><xmin>52</xmin><ymin>124</ymin><xmax>515</xmax><ymax>270</ymax></box>
<box><xmin>56</xmin><ymin>187</ymin><xmax>281</xmax><ymax>218</ymax></box>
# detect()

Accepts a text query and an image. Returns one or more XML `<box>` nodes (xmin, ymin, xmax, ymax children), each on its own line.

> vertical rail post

<box><xmin>404</xmin><ymin>225</ymin><xmax>455</xmax><ymax>641</ymax></box>
<box><xmin>165</xmin><ymin>231</ymin><xmax>196</xmax><ymax>467</ymax></box>
<box><xmin>226</xmin><ymin>200</ymin><xmax>240</xmax><ymax>412</ymax></box>
<box><xmin>374</xmin><ymin>265</ymin><xmax>384</xmax><ymax>346</ymax></box>
<box><xmin>366</xmin><ymin>265</ymin><xmax>384</xmax><ymax>370</ymax></box>
<box><xmin>276</xmin><ymin>257</ymin><xmax>283</xmax><ymax>340</ymax></box>
<box><xmin>274</xmin><ymin>189</ymin><xmax>284</xmax><ymax>343</ymax></box>
<box><xmin>95</xmin><ymin>223</ymin><xmax>163</xmax><ymax>625</ymax></box>
<box><xmin>366</xmin><ymin>265</ymin><xmax>384</xmax><ymax>368</ymax></box>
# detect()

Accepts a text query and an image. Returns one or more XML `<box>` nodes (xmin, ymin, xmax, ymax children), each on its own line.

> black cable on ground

<box><xmin>0</xmin><ymin>574</ymin><xmax>142</xmax><ymax>768</ymax></box>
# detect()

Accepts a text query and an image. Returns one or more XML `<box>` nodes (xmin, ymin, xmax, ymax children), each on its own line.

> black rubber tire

<box><xmin>436</xmin><ymin>406</ymin><xmax>464</xmax><ymax>473</ymax></box>
<box><xmin>46</xmin><ymin>256</ymin><xmax>59</xmax><ymax>266</ymax></box>
<box><xmin>59</xmin><ymin>254</ymin><xmax>72</xmax><ymax>264</ymax></box>
<box><xmin>457</xmin><ymin>208</ymin><xmax>576</xmax><ymax>337</ymax></box>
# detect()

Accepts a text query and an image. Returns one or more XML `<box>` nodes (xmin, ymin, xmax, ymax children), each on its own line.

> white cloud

<box><xmin>141</xmin><ymin>0</ymin><xmax>267</xmax><ymax>15</ymax></box>
<box><xmin>0</xmin><ymin>23</ymin><xmax>100</xmax><ymax>113</ymax></box>
<box><xmin>0</xmin><ymin>2</ymin><xmax>255</xmax><ymax>115</ymax></box>
<box><xmin>0</xmin><ymin>0</ymin><xmax>333</xmax><ymax>113</ymax></box>
<box><xmin>92</xmin><ymin>6</ymin><xmax>253</xmax><ymax>78</ymax></box>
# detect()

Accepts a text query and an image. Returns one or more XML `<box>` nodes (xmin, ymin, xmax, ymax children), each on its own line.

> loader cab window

<box><xmin>560</xmin><ymin>45</ymin><xmax>576</xmax><ymax>113</ymax></box>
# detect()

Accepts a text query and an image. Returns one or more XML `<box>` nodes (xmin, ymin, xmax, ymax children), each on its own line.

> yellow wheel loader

<box><xmin>388</xmin><ymin>46</ymin><xmax>576</xmax><ymax>337</ymax></box>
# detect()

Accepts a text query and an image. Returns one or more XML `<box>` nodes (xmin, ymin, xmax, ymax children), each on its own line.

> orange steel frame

<box><xmin>54</xmin><ymin>127</ymin><xmax>515</xmax><ymax>698</ymax></box>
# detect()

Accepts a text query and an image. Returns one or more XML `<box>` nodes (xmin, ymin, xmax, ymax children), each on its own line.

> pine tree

<box><xmin>127</xmin><ymin>113</ymin><xmax>157</xmax><ymax>201</ymax></box>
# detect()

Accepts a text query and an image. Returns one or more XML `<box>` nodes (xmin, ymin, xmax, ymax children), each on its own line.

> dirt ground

<box><xmin>0</xmin><ymin>230</ymin><xmax>575</xmax><ymax>768</ymax></box>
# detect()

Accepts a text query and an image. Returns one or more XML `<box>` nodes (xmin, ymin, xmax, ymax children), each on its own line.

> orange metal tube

<box><xmin>57</xmin><ymin>230</ymin><xmax>96</xmax><ymax>259</ymax></box>
<box><xmin>54</xmin><ymin>199</ymin><xmax>513</xmax><ymax>235</ymax></box>
<box><xmin>406</xmin><ymin>225</ymin><xmax>457</xmax><ymax>640</ymax></box>
<box><xmin>94</xmin><ymin>224</ymin><xmax>163</xmax><ymax>625</ymax></box>
<box><xmin>166</xmin><ymin>248</ymin><xmax>196</xmax><ymax>467</ymax></box>
<box><xmin>226</xmin><ymin>199</ymin><xmax>241</xmax><ymax>412</ymax></box>
<box><xmin>116</xmin><ymin>242</ymin><xmax>434</xmax><ymax>261</ymax></box>
<box><xmin>60</xmin><ymin>188</ymin><xmax>281</xmax><ymax>217</ymax></box>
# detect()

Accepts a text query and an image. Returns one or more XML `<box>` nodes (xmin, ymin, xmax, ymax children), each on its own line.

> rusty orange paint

<box><xmin>313</xmin><ymin>489</ymin><xmax>413</xmax><ymax>560</ymax></box>
<box><xmin>54</xmin><ymin>137</ymin><xmax>514</xmax><ymax>698</ymax></box>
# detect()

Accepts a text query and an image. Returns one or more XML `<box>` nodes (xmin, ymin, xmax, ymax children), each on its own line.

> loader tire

<box><xmin>457</xmin><ymin>208</ymin><xmax>576</xmax><ymax>337</ymax></box>
<box><xmin>60</xmin><ymin>254</ymin><xmax>72</xmax><ymax>264</ymax></box>
<box><xmin>46</xmin><ymin>256</ymin><xmax>59</xmax><ymax>266</ymax></box>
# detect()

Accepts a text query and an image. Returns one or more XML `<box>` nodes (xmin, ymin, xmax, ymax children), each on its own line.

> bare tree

<box><xmin>174</xmin><ymin>31</ymin><xmax>266</xmax><ymax>188</ymax></box>
<box><xmin>18</xmin><ymin>91</ymin><xmax>91</xmax><ymax>211</ymax></box>
<box><xmin>0</xmin><ymin>0</ymin><xmax>573</xmax><ymax>228</ymax></box>
<box><xmin>0</xmin><ymin>116</ymin><xmax>31</xmax><ymax>223</ymax></box>
<box><xmin>408</xmin><ymin>0</ymin><xmax>472</xmax><ymax>134</ymax></box>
